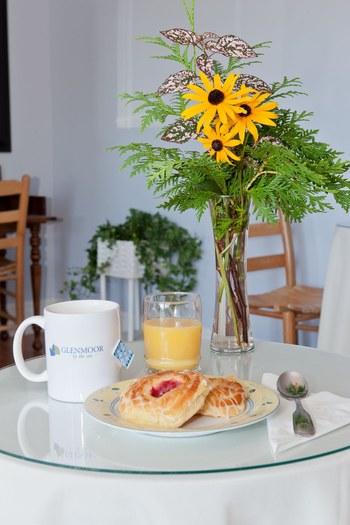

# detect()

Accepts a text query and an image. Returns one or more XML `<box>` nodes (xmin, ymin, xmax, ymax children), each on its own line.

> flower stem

<box><xmin>214</xmin><ymin>238</ymin><xmax>241</xmax><ymax>345</ymax></box>
<box><xmin>210</xmin><ymin>195</ymin><xmax>252</xmax><ymax>350</ymax></box>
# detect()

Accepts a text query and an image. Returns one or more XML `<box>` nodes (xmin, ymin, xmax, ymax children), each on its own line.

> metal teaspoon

<box><xmin>277</xmin><ymin>370</ymin><xmax>316</xmax><ymax>437</ymax></box>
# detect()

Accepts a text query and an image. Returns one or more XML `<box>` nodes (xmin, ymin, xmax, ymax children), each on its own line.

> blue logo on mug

<box><xmin>50</xmin><ymin>344</ymin><xmax>60</xmax><ymax>356</ymax></box>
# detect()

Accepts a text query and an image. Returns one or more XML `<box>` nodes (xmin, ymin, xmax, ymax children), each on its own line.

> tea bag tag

<box><xmin>112</xmin><ymin>339</ymin><xmax>134</xmax><ymax>369</ymax></box>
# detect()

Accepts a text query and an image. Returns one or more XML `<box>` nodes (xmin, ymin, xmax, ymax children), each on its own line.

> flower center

<box><xmin>212</xmin><ymin>139</ymin><xmax>224</xmax><ymax>152</ymax></box>
<box><xmin>208</xmin><ymin>89</ymin><xmax>225</xmax><ymax>105</ymax></box>
<box><xmin>240</xmin><ymin>104</ymin><xmax>252</xmax><ymax>116</ymax></box>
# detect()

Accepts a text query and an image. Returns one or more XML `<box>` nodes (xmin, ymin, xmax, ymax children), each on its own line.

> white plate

<box><xmin>85</xmin><ymin>378</ymin><xmax>280</xmax><ymax>438</ymax></box>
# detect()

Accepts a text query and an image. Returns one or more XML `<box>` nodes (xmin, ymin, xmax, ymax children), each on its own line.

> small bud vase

<box><xmin>210</xmin><ymin>196</ymin><xmax>254</xmax><ymax>353</ymax></box>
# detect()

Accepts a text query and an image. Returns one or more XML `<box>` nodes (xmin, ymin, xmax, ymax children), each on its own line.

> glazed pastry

<box><xmin>119</xmin><ymin>370</ymin><xmax>210</xmax><ymax>429</ymax></box>
<box><xmin>198</xmin><ymin>375</ymin><xmax>247</xmax><ymax>418</ymax></box>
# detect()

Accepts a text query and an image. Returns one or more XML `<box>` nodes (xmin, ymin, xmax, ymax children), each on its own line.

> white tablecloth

<box><xmin>1</xmin><ymin>450</ymin><xmax>349</xmax><ymax>525</ymax></box>
<box><xmin>318</xmin><ymin>224</ymin><xmax>350</xmax><ymax>354</ymax></box>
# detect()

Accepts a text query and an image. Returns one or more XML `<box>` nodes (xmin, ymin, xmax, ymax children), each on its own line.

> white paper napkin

<box><xmin>262</xmin><ymin>373</ymin><xmax>350</xmax><ymax>454</ymax></box>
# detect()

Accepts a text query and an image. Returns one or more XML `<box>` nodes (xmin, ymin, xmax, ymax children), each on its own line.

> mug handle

<box><xmin>13</xmin><ymin>316</ymin><xmax>48</xmax><ymax>382</ymax></box>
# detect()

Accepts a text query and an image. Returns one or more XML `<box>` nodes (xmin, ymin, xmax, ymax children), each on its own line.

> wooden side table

<box><xmin>27</xmin><ymin>214</ymin><xmax>57</xmax><ymax>350</ymax></box>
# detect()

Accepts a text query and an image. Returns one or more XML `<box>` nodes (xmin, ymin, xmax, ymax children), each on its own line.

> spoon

<box><xmin>277</xmin><ymin>371</ymin><xmax>315</xmax><ymax>437</ymax></box>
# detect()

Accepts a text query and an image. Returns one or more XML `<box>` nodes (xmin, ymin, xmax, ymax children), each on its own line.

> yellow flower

<box><xmin>229</xmin><ymin>90</ymin><xmax>278</xmax><ymax>143</ymax></box>
<box><xmin>198</xmin><ymin>122</ymin><xmax>242</xmax><ymax>164</ymax></box>
<box><xmin>182</xmin><ymin>72</ymin><xmax>248</xmax><ymax>132</ymax></box>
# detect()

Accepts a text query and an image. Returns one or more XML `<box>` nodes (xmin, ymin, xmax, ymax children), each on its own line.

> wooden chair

<box><xmin>247</xmin><ymin>209</ymin><xmax>323</xmax><ymax>344</ymax></box>
<box><xmin>0</xmin><ymin>175</ymin><xmax>30</xmax><ymax>338</ymax></box>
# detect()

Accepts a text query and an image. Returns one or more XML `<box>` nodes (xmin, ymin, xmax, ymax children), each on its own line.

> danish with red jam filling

<box><xmin>119</xmin><ymin>370</ymin><xmax>210</xmax><ymax>429</ymax></box>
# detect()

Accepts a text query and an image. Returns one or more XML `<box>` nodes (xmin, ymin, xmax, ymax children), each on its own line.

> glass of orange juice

<box><xmin>143</xmin><ymin>292</ymin><xmax>202</xmax><ymax>373</ymax></box>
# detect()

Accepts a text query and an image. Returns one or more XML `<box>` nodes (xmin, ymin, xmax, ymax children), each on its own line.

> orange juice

<box><xmin>143</xmin><ymin>317</ymin><xmax>202</xmax><ymax>371</ymax></box>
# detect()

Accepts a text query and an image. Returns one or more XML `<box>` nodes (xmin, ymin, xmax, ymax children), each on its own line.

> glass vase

<box><xmin>210</xmin><ymin>196</ymin><xmax>254</xmax><ymax>353</ymax></box>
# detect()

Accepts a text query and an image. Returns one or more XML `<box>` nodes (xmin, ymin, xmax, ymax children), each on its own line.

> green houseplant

<box><xmin>62</xmin><ymin>208</ymin><xmax>202</xmax><ymax>299</ymax></box>
<box><xmin>110</xmin><ymin>0</ymin><xmax>350</xmax><ymax>353</ymax></box>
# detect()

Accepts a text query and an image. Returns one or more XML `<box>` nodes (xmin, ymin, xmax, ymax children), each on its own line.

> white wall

<box><xmin>1</xmin><ymin>0</ymin><xmax>349</xmax><ymax>346</ymax></box>
<box><xmin>0</xmin><ymin>0</ymin><xmax>57</xmax><ymax>303</ymax></box>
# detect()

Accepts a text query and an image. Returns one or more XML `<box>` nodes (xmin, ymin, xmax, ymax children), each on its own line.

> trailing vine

<box><xmin>61</xmin><ymin>209</ymin><xmax>202</xmax><ymax>299</ymax></box>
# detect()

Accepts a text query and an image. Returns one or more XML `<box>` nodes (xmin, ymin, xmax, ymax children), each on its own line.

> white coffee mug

<box><xmin>13</xmin><ymin>300</ymin><xmax>121</xmax><ymax>402</ymax></box>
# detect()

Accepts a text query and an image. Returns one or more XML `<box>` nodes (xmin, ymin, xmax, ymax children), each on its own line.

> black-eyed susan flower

<box><xmin>182</xmin><ymin>72</ymin><xmax>249</xmax><ymax>132</ymax></box>
<box><xmin>198</xmin><ymin>122</ymin><xmax>242</xmax><ymax>164</ymax></box>
<box><xmin>229</xmin><ymin>90</ymin><xmax>278</xmax><ymax>143</ymax></box>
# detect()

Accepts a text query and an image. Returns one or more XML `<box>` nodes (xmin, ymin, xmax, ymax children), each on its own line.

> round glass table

<box><xmin>1</xmin><ymin>339</ymin><xmax>350</xmax><ymax>474</ymax></box>
<box><xmin>1</xmin><ymin>340</ymin><xmax>350</xmax><ymax>525</ymax></box>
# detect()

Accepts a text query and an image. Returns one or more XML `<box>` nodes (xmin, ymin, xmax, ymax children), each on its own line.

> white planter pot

<box><xmin>97</xmin><ymin>240</ymin><xmax>145</xmax><ymax>280</ymax></box>
<box><xmin>97</xmin><ymin>240</ymin><xmax>144</xmax><ymax>341</ymax></box>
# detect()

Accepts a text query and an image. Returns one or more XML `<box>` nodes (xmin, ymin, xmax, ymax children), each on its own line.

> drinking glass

<box><xmin>143</xmin><ymin>292</ymin><xmax>202</xmax><ymax>373</ymax></box>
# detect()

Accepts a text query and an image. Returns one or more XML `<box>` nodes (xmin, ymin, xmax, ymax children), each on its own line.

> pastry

<box><xmin>198</xmin><ymin>375</ymin><xmax>247</xmax><ymax>418</ymax></box>
<box><xmin>119</xmin><ymin>370</ymin><xmax>210</xmax><ymax>429</ymax></box>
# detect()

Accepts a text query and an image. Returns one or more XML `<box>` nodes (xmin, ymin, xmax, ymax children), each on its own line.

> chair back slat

<box><xmin>0</xmin><ymin>180</ymin><xmax>27</xmax><ymax>197</ymax></box>
<box><xmin>0</xmin><ymin>237</ymin><xmax>18</xmax><ymax>250</ymax></box>
<box><xmin>248</xmin><ymin>209</ymin><xmax>296</xmax><ymax>286</ymax></box>
<box><xmin>247</xmin><ymin>254</ymin><xmax>286</xmax><ymax>272</ymax></box>
<box><xmin>249</xmin><ymin>222</ymin><xmax>282</xmax><ymax>238</ymax></box>
<box><xmin>0</xmin><ymin>209</ymin><xmax>20</xmax><ymax>224</ymax></box>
